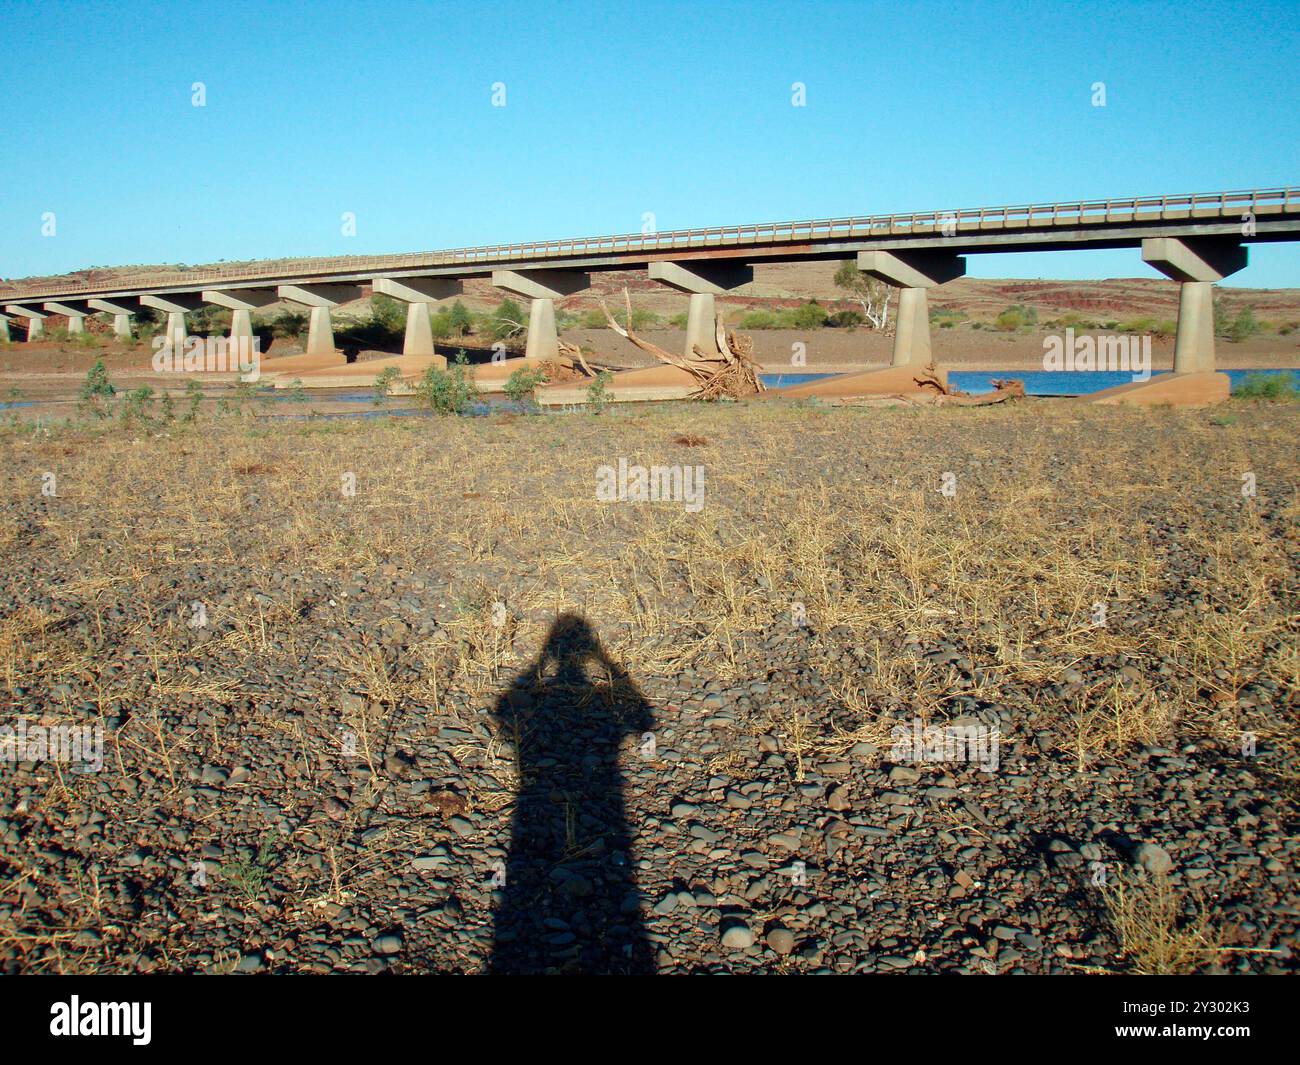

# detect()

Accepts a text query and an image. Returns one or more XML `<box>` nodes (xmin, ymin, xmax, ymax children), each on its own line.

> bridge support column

<box><xmin>491</xmin><ymin>270</ymin><xmax>588</xmax><ymax>362</ymax></box>
<box><xmin>166</xmin><ymin>312</ymin><xmax>187</xmax><ymax>350</ymax></box>
<box><xmin>277</xmin><ymin>284</ymin><xmax>362</xmax><ymax>359</ymax></box>
<box><xmin>1089</xmin><ymin>238</ymin><xmax>1245</xmax><ymax>407</ymax></box>
<box><xmin>305</xmin><ymin>307</ymin><xmax>333</xmax><ymax>356</ymax></box>
<box><xmin>402</xmin><ymin>302</ymin><xmax>433</xmax><ymax>356</ymax></box>
<box><xmin>230</xmin><ymin>309</ymin><xmax>253</xmax><ymax>345</ymax></box>
<box><xmin>372</xmin><ymin>277</ymin><xmax>464</xmax><ymax>357</ymax></box>
<box><xmin>88</xmin><ymin>298</ymin><xmax>140</xmax><ymax>341</ymax></box>
<box><xmin>141</xmin><ymin>293</ymin><xmax>204</xmax><ymax>354</ymax></box>
<box><xmin>858</xmin><ymin>251</ymin><xmax>965</xmax><ymax>369</ymax></box>
<box><xmin>685</xmin><ymin>294</ymin><xmax>718</xmax><ymax>358</ymax></box>
<box><xmin>753</xmin><ymin>250</ymin><xmax>970</xmax><ymax>400</ymax></box>
<box><xmin>0</xmin><ymin>315</ymin><xmax>9</xmax><ymax>343</ymax></box>
<box><xmin>44</xmin><ymin>301</ymin><xmax>94</xmax><ymax>338</ymax></box>
<box><xmin>648</xmin><ymin>261</ymin><xmax>753</xmax><ymax>359</ymax></box>
<box><xmin>201</xmin><ymin>289</ymin><xmax>277</xmax><ymax>362</ymax></box>
<box><xmin>6</xmin><ymin>306</ymin><xmax>48</xmax><ymax>342</ymax></box>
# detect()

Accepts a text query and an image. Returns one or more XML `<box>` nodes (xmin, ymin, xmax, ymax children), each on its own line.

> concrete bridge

<box><xmin>3</xmin><ymin>186</ymin><xmax>1297</xmax><ymax>403</ymax></box>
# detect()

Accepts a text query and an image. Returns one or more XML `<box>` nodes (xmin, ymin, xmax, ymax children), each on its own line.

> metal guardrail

<box><xmin>2</xmin><ymin>187</ymin><xmax>1295</xmax><ymax>302</ymax></box>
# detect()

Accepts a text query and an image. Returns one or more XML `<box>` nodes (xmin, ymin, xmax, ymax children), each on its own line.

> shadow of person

<box><xmin>488</xmin><ymin>613</ymin><xmax>656</xmax><ymax>974</ymax></box>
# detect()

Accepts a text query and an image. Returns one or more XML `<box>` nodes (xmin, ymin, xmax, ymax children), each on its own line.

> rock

<box><xmin>1133</xmin><ymin>842</ymin><xmax>1174</xmax><ymax>875</ymax></box>
<box><xmin>766</xmin><ymin>927</ymin><xmax>796</xmax><ymax>955</ymax></box>
<box><xmin>720</xmin><ymin>921</ymin><xmax>755</xmax><ymax>950</ymax></box>
<box><xmin>373</xmin><ymin>934</ymin><xmax>403</xmax><ymax>955</ymax></box>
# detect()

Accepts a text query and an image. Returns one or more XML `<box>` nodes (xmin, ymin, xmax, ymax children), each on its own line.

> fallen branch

<box><xmin>600</xmin><ymin>288</ymin><xmax>765</xmax><ymax>399</ymax></box>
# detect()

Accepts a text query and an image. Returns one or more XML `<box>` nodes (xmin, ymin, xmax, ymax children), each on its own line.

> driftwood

<box><xmin>601</xmin><ymin>288</ymin><xmax>765</xmax><ymax>399</ymax></box>
<box><xmin>861</xmin><ymin>377</ymin><xmax>1025</xmax><ymax>407</ymax></box>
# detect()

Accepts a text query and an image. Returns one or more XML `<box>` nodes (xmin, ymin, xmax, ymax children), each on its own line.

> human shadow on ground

<box><xmin>488</xmin><ymin>613</ymin><xmax>656</xmax><ymax>974</ymax></box>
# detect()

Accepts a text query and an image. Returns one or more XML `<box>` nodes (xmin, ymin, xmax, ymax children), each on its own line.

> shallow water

<box><xmin>758</xmin><ymin>368</ymin><xmax>1299</xmax><ymax>396</ymax></box>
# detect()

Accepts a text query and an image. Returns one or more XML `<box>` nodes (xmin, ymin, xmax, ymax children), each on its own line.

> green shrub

<box><xmin>372</xmin><ymin>365</ymin><xmax>402</xmax><ymax>405</ymax></box>
<box><xmin>416</xmin><ymin>353</ymin><xmax>475</xmax><ymax>414</ymax></box>
<box><xmin>1233</xmin><ymin>371</ymin><xmax>1297</xmax><ymax>400</ymax></box>
<box><xmin>586</xmin><ymin>370</ymin><xmax>613</xmax><ymax>413</ymax></box>
<box><xmin>739</xmin><ymin>309</ymin><xmax>777</xmax><ymax>329</ymax></box>
<box><xmin>994</xmin><ymin>304</ymin><xmax>1037</xmax><ymax>332</ymax></box>
<box><xmin>1117</xmin><ymin>317</ymin><xmax>1158</xmax><ymax>335</ymax></box>
<box><xmin>486</xmin><ymin>298</ymin><xmax>528</xmax><ymax>342</ymax></box>
<box><xmin>182</xmin><ymin>380</ymin><xmax>204</xmax><ymax>423</ymax></box>
<box><xmin>827</xmin><ymin>310</ymin><xmax>864</xmax><ymax>328</ymax></box>
<box><xmin>503</xmin><ymin>365</ymin><xmax>549</xmax><ymax>404</ymax></box>
<box><xmin>1228</xmin><ymin>307</ymin><xmax>1261</xmax><ymax>344</ymax></box>
<box><xmin>788</xmin><ymin>301</ymin><xmax>828</xmax><ymax>329</ymax></box>
<box><xmin>668</xmin><ymin>312</ymin><xmax>689</xmax><ymax>329</ymax></box>
<box><xmin>993</xmin><ymin>309</ymin><xmax>1026</xmax><ymax>331</ymax></box>
<box><xmin>447</xmin><ymin>301</ymin><xmax>474</xmax><ymax>337</ymax></box>
<box><xmin>77</xmin><ymin>359</ymin><xmax>116</xmax><ymax>418</ymax></box>
<box><xmin>120</xmin><ymin>386</ymin><xmax>156</xmax><ymax>428</ymax></box>
<box><xmin>268</xmin><ymin>311</ymin><xmax>308</xmax><ymax>339</ymax></box>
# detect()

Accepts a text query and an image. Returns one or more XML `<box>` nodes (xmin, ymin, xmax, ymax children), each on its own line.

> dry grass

<box><xmin>0</xmin><ymin>400</ymin><xmax>1296</xmax><ymax>971</ymax></box>
<box><xmin>1101</xmin><ymin>874</ymin><xmax>1223</xmax><ymax>974</ymax></box>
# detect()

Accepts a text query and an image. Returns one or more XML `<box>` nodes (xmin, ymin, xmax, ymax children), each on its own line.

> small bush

<box><xmin>827</xmin><ymin>310</ymin><xmax>864</xmax><ymax>329</ymax></box>
<box><xmin>1233</xmin><ymin>371</ymin><xmax>1297</xmax><ymax>400</ymax></box>
<box><xmin>268</xmin><ymin>311</ymin><xmax>308</xmax><ymax>339</ymax></box>
<box><xmin>416</xmin><ymin>353</ymin><xmax>475</xmax><ymax>415</ymax></box>
<box><xmin>1227</xmin><ymin>307</ymin><xmax>1261</xmax><ymax>344</ymax></box>
<box><xmin>994</xmin><ymin>304</ymin><xmax>1037</xmax><ymax>332</ymax></box>
<box><xmin>788</xmin><ymin>301</ymin><xmax>828</xmax><ymax>330</ymax></box>
<box><xmin>586</xmin><ymin>370</ymin><xmax>613</xmax><ymax>414</ymax></box>
<box><xmin>486</xmin><ymin>298</ymin><xmax>528</xmax><ymax>342</ymax></box>
<box><xmin>182</xmin><ymin>380</ymin><xmax>204</xmax><ymax>423</ymax></box>
<box><xmin>372</xmin><ymin>365</ymin><xmax>402</xmax><ymax>405</ymax></box>
<box><xmin>77</xmin><ymin>359</ymin><xmax>116</xmax><ymax>419</ymax></box>
<box><xmin>739</xmin><ymin>309</ymin><xmax>777</xmax><ymax>329</ymax></box>
<box><xmin>503</xmin><ymin>365</ymin><xmax>548</xmax><ymax>405</ymax></box>
<box><xmin>119</xmin><ymin>386</ymin><xmax>156</xmax><ymax>428</ymax></box>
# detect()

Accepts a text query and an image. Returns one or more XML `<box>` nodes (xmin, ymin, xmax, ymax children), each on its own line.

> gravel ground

<box><xmin>0</xmin><ymin>397</ymin><xmax>1295</xmax><ymax>974</ymax></box>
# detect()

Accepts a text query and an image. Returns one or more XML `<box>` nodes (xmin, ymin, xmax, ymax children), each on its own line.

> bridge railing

<box><xmin>2</xmin><ymin>187</ymin><xmax>1294</xmax><ymax>301</ymax></box>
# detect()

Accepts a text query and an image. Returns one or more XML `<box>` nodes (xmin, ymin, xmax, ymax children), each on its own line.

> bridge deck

<box><xmin>3</xmin><ymin>187</ymin><xmax>1297</xmax><ymax>304</ymax></box>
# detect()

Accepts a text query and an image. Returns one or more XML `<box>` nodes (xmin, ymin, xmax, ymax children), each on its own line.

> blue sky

<box><xmin>1</xmin><ymin>0</ymin><xmax>1297</xmax><ymax>286</ymax></box>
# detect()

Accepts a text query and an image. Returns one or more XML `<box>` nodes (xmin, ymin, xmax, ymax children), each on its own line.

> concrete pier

<box><xmin>142</xmin><ymin>293</ymin><xmax>204</xmax><ymax>352</ymax></box>
<box><xmin>372</xmin><ymin>277</ymin><xmax>463</xmax><ymax>356</ymax></box>
<box><xmin>857</xmin><ymin>250</ymin><xmax>966</xmax><ymax>367</ymax></box>
<box><xmin>648</xmin><ymin>261</ymin><xmax>753</xmax><ymax>358</ymax></box>
<box><xmin>88</xmin><ymin>297</ymin><xmax>139</xmax><ymax>338</ymax></box>
<box><xmin>491</xmin><ymin>270</ymin><xmax>588</xmax><ymax>362</ymax></box>
<box><xmin>1142</xmin><ymin>237</ymin><xmax>1246</xmax><ymax>373</ymax></box>
<box><xmin>5</xmin><ymin>305</ymin><xmax>48</xmax><ymax>341</ymax></box>
<box><xmin>277</xmin><ymin>284</ymin><xmax>362</xmax><ymax>356</ymax></box>
<box><xmin>1088</xmin><ymin>237</ymin><xmax>1245</xmax><ymax>407</ymax></box>
<box><xmin>202</xmin><ymin>288</ymin><xmax>277</xmax><ymax>350</ymax></box>
<box><xmin>44</xmin><ymin>300</ymin><xmax>93</xmax><ymax>335</ymax></box>
<box><xmin>0</xmin><ymin>315</ymin><xmax>8</xmax><ymax>343</ymax></box>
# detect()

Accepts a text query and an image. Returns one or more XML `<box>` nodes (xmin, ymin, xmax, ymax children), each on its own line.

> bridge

<box><xmin>3</xmin><ymin>186</ymin><xmax>1298</xmax><ymax>403</ymax></box>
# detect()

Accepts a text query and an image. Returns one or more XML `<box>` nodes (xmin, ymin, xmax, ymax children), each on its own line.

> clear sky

<box><xmin>1</xmin><ymin>0</ymin><xmax>1297</xmax><ymax>286</ymax></box>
